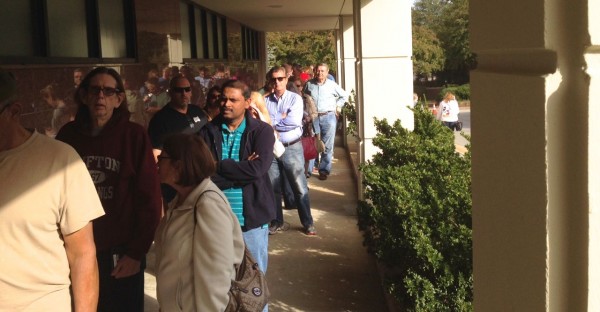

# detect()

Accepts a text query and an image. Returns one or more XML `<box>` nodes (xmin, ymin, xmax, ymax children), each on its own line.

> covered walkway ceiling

<box><xmin>192</xmin><ymin>0</ymin><xmax>353</xmax><ymax>32</ymax></box>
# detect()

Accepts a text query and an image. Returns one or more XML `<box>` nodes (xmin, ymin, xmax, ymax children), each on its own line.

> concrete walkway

<box><xmin>143</xmin><ymin>134</ymin><xmax>389</xmax><ymax>311</ymax></box>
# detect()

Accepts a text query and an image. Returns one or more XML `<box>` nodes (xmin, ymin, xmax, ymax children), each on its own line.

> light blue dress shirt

<box><xmin>303</xmin><ymin>79</ymin><xmax>349</xmax><ymax>112</ymax></box>
<box><xmin>264</xmin><ymin>90</ymin><xmax>303</xmax><ymax>144</ymax></box>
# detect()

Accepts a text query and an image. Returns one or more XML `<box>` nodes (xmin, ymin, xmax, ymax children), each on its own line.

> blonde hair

<box><xmin>443</xmin><ymin>92</ymin><xmax>455</xmax><ymax>102</ymax></box>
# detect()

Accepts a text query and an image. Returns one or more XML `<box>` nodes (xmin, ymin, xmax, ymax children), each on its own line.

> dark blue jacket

<box><xmin>199</xmin><ymin>111</ymin><xmax>276</xmax><ymax>230</ymax></box>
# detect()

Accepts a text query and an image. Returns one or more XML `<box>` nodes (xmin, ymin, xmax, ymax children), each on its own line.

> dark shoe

<box><xmin>318</xmin><ymin>173</ymin><xmax>328</xmax><ymax>180</ymax></box>
<box><xmin>304</xmin><ymin>225</ymin><xmax>317</xmax><ymax>236</ymax></box>
<box><xmin>269</xmin><ymin>223</ymin><xmax>281</xmax><ymax>235</ymax></box>
<box><xmin>269</xmin><ymin>222</ymin><xmax>289</xmax><ymax>235</ymax></box>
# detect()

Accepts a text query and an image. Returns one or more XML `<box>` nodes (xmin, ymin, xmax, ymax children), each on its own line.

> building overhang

<box><xmin>192</xmin><ymin>0</ymin><xmax>353</xmax><ymax>32</ymax></box>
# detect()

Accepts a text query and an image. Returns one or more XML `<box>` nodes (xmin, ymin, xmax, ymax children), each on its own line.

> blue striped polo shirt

<box><xmin>221</xmin><ymin>118</ymin><xmax>246</xmax><ymax>226</ymax></box>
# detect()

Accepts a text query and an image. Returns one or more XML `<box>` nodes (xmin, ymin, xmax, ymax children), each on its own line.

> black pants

<box><xmin>97</xmin><ymin>250</ymin><xmax>146</xmax><ymax>312</ymax></box>
<box><xmin>443</xmin><ymin>121</ymin><xmax>458</xmax><ymax>131</ymax></box>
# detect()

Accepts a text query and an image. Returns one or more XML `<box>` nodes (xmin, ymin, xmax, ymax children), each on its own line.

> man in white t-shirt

<box><xmin>0</xmin><ymin>68</ymin><xmax>105</xmax><ymax>311</ymax></box>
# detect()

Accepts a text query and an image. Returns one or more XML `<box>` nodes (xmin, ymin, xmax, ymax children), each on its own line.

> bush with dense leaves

<box><xmin>342</xmin><ymin>90</ymin><xmax>357</xmax><ymax>136</ymax></box>
<box><xmin>439</xmin><ymin>84</ymin><xmax>470</xmax><ymax>101</ymax></box>
<box><xmin>357</xmin><ymin>106</ymin><xmax>472</xmax><ymax>311</ymax></box>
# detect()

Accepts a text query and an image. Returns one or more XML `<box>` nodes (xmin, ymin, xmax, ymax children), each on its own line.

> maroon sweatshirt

<box><xmin>56</xmin><ymin>111</ymin><xmax>161</xmax><ymax>260</ymax></box>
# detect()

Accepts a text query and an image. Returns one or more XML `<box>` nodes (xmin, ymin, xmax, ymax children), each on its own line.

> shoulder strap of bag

<box><xmin>192</xmin><ymin>189</ymin><xmax>269</xmax><ymax>311</ymax></box>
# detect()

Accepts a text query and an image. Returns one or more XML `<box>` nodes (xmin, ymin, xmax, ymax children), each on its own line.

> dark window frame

<box><xmin>181</xmin><ymin>1</ymin><xmax>227</xmax><ymax>62</ymax></box>
<box><xmin>242</xmin><ymin>25</ymin><xmax>259</xmax><ymax>61</ymax></box>
<box><xmin>0</xmin><ymin>0</ymin><xmax>137</xmax><ymax>65</ymax></box>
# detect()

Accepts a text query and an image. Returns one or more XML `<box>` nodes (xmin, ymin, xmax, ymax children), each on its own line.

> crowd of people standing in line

<box><xmin>0</xmin><ymin>60</ymin><xmax>349</xmax><ymax>311</ymax></box>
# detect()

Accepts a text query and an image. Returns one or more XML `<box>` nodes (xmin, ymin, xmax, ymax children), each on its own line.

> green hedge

<box><xmin>342</xmin><ymin>90</ymin><xmax>357</xmax><ymax>136</ymax></box>
<box><xmin>439</xmin><ymin>84</ymin><xmax>470</xmax><ymax>101</ymax></box>
<box><xmin>357</xmin><ymin>106</ymin><xmax>472</xmax><ymax>311</ymax></box>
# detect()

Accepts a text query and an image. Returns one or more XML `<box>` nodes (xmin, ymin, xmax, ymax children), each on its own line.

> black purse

<box><xmin>455</xmin><ymin>121</ymin><xmax>463</xmax><ymax>131</ymax></box>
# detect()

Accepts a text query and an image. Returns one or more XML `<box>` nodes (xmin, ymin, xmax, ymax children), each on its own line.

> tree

<box><xmin>436</xmin><ymin>0</ymin><xmax>475</xmax><ymax>83</ymax></box>
<box><xmin>412</xmin><ymin>0</ymin><xmax>448</xmax><ymax>28</ymax></box>
<box><xmin>412</xmin><ymin>25</ymin><xmax>445</xmax><ymax>78</ymax></box>
<box><xmin>266</xmin><ymin>31</ymin><xmax>336</xmax><ymax>69</ymax></box>
<box><xmin>412</xmin><ymin>0</ymin><xmax>474</xmax><ymax>84</ymax></box>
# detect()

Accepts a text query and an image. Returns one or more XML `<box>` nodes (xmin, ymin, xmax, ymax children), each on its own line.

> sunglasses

<box><xmin>171</xmin><ymin>86</ymin><xmax>192</xmax><ymax>93</ymax></box>
<box><xmin>157</xmin><ymin>155</ymin><xmax>171</xmax><ymax>162</ymax></box>
<box><xmin>88</xmin><ymin>86</ymin><xmax>121</xmax><ymax>96</ymax></box>
<box><xmin>270</xmin><ymin>77</ymin><xmax>286</xmax><ymax>82</ymax></box>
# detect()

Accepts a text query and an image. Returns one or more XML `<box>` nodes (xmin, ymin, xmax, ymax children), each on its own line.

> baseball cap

<box><xmin>0</xmin><ymin>68</ymin><xmax>17</xmax><ymax>108</ymax></box>
<box><xmin>300</xmin><ymin>72</ymin><xmax>310</xmax><ymax>82</ymax></box>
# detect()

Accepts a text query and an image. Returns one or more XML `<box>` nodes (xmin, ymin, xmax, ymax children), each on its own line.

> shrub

<box><xmin>357</xmin><ymin>105</ymin><xmax>472</xmax><ymax>311</ymax></box>
<box><xmin>439</xmin><ymin>84</ymin><xmax>470</xmax><ymax>101</ymax></box>
<box><xmin>342</xmin><ymin>90</ymin><xmax>357</xmax><ymax>136</ymax></box>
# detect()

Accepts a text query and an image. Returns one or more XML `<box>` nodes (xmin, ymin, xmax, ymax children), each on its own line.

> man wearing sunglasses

<box><xmin>0</xmin><ymin>68</ymin><xmax>105</xmax><ymax>311</ymax></box>
<box><xmin>148</xmin><ymin>75</ymin><xmax>209</xmax><ymax>205</ymax></box>
<box><xmin>265</xmin><ymin>66</ymin><xmax>316</xmax><ymax>236</ymax></box>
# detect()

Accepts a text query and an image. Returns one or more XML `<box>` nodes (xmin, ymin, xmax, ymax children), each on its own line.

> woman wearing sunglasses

<box><xmin>56</xmin><ymin>66</ymin><xmax>162</xmax><ymax>312</ymax></box>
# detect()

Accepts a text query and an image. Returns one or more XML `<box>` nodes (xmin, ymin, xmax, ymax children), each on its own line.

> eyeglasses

<box><xmin>270</xmin><ymin>77</ymin><xmax>286</xmax><ymax>82</ymax></box>
<box><xmin>157</xmin><ymin>155</ymin><xmax>171</xmax><ymax>162</ymax></box>
<box><xmin>88</xmin><ymin>86</ymin><xmax>121</xmax><ymax>96</ymax></box>
<box><xmin>171</xmin><ymin>86</ymin><xmax>192</xmax><ymax>93</ymax></box>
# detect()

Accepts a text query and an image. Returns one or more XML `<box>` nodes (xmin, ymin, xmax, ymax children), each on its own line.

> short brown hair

<box><xmin>162</xmin><ymin>133</ymin><xmax>216</xmax><ymax>186</ymax></box>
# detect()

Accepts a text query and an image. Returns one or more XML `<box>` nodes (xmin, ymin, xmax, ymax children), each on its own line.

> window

<box><xmin>0</xmin><ymin>2</ymin><xmax>34</xmax><ymax>56</ymax></box>
<box><xmin>180</xmin><ymin>2</ymin><xmax>192</xmax><ymax>59</ymax></box>
<box><xmin>98</xmin><ymin>0</ymin><xmax>128</xmax><ymax>58</ymax></box>
<box><xmin>0</xmin><ymin>0</ymin><xmax>135</xmax><ymax>62</ymax></box>
<box><xmin>216</xmin><ymin>16</ymin><xmax>225</xmax><ymax>59</ymax></box>
<box><xmin>242</xmin><ymin>26</ymin><xmax>259</xmax><ymax>61</ymax></box>
<box><xmin>47</xmin><ymin>0</ymin><xmax>88</xmax><ymax>57</ymax></box>
<box><xmin>180</xmin><ymin>2</ymin><xmax>227</xmax><ymax>60</ymax></box>
<box><xmin>206</xmin><ymin>12</ymin><xmax>215</xmax><ymax>59</ymax></box>
<box><xmin>194</xmin><ymin>8</ymin><xmax>205</xmax><ymax>59</ymax></box>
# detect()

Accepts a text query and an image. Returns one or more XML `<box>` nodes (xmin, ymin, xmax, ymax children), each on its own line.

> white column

<box><xmin>354</xmin><ymin>0</ymin><xmax>413</xmax><ymax>161</ymax></box>
<box><xmin>471</xmin><ymin>0</ymin><xmax>595</xmax><ymax>310</ymax></box>
<box><xmin>339</xmin><ymin>15</ymin><xmax>356</xmax><ymax>150</ymax></box>
<box><xmin>586</xmin><ymin>0</ymin><xmax>600</xmax><ymax>309</ymax></box>
<box><xmin>341</xmin><ymin>15</ymin><xmax>356</xmax><ymax>97</ymax></box>
<box><xmin>258</xmin><ymin>31</ymin><xmax>267</xmax><ymax>88</ymax></box>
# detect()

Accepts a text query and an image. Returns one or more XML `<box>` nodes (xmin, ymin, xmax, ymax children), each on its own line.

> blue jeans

<box><xmin>242</xmin><ymin>226</ymin><xmax>269</xmax><ymax>312</ymax></box>
<box><xmin>268</xmin><ymin>141</ymin><xmax>314</xmax><ymax>228</ymax></box>
<box><xmin>281</xmin><ymin>169</ymin><xmax>296</xmax><ymax>209</ymax></box>
<box><xmin>316</xmin><ymin>112</ymin><xmax>336</xmax><ymax>175</ymax></box>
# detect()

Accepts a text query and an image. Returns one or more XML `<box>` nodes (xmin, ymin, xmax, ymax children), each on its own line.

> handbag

<box><xmin>455</xmin><ymin>121</ymin><xmax>463</xmax><ymax>131</ymax></box>
<box><xmin>225</xmin><ymin>247</ymin><xmax>270</xmax><ymax>312</ymax></box>
<box><xmin>315</xmin><ymin>134</ymin><xmax>325</xmax><ymax>153</ymax></box>
<box><xmin>194</xmin><ymin>190</ymin><xmax>270</xmax><ymax>312</ymax></box>
<box><xmin>302</xmin><ymin>135</ymin><xmax>318</xmax><ymax>160</ymax></box>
